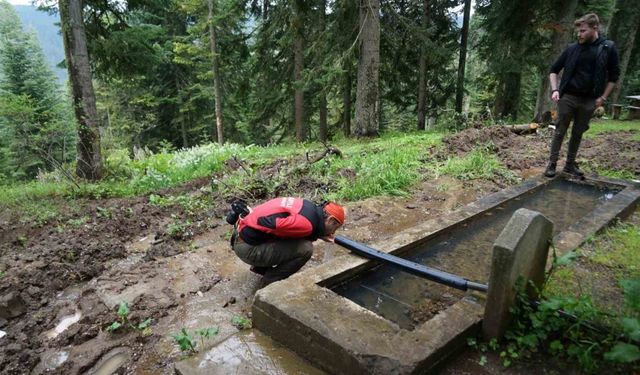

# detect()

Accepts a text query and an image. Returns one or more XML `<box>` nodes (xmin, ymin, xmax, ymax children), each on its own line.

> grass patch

<box><xmin>584</xmin><ymin>119</ymin><xmax>640</xmax><ymax>140</ymax></box>
<box><xmin>319</xmin><ymin>131</ymin><xmax>443</xmax><ymax>201</ymax></box>
<box><xmin>544</xmin><ymin>266</ymin><xmax>578</xmax><ymax>298</ymax></box>
<box><xmin>590</xmin><ymin>223</ymin><xmax>640</xmax><ymax>278</ymax></box>
<box><xmin>592</xmin><ymin>168</ymin><xmax>637</xmax><ymax>180</ymax></box>
<box><xmin>434</xmin><ymin>147</ymin><xmax>517</xmax><ymax>182</ymax></box>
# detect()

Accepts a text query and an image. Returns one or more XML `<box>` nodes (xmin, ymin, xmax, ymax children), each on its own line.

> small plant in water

<box><xmin>171</xmin><ymin>327</ymin><xmax>219</xmax><ymax>354</ymax></box>
<box><xmin>172</xmin><ymin>328</ymin><xmax>197</xmax><ymax>353</ymax></box>
<box><xmin>196</xmin><ymin>327</ymin><xmax>219</xmax><ymax>348</ymax></box>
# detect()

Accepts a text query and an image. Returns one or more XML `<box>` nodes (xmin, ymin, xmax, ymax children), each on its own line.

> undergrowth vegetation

<box><xmin>0</xmin><ymin>131</ymin><xmax>461</xmax><ymax>209</ymax></box>
<box><xmin>477</xmin><ymin>218</ymin><xmax>640</xmax><ymax>373</ymax></box>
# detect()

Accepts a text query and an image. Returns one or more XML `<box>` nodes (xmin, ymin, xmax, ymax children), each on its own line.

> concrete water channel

<box><xmin>176</xmin><ymin>175</ymin><xmax>640</xmax><ymax>374</ymax></box>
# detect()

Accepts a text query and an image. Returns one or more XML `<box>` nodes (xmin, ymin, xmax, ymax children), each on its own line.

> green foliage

<box><xmin>585</xmin><ymin>120</ymin><xmax>640</xmax><ymax>139</ymax></box>
<box><xmin>106</xmin><ymin>301</ymin><xmax>152</xmax><ymax>335</ymax></box>
<box><xmin>231</xmin><ymin>315</ymin><xmax>251</xmax><ymax>330</ymax></box>
<box><xmin>171</xmin><ymin>326</ymin><xmax>218</xmax><ymax>354</ymax></box>
<box><xmin>591</xmin><ymin>224</ymin><xmax>640</xmax><ymax>278</ymax></box>
<box><xmin>172</xmin><ymin>328</ymin><xmax>197</xmax><ymax>353</ymax></box>
<box><xmin>0</xmin><ymin>1</ymin><xmax>75</xmax><ymax>181</ymax></box>
<box><xmin>494</xmin><ymin>220</ymin><xmax>640</xmax><ymax>373</ymax></box>
<box><xmin>317</xmin><ymin>132</ymin><xmax>442</xmax><ymax>201</ymax></box>
<box><xmin>106</xmin><ymin>301</ymin><xmax>130</xmax><ymax>333</ymax></box>
<box><xmin>166</xmin><ymin>217</ymin><xmax>193</xmax><ymax>239</ymax></box>
<box><xmin>195</xmin><ymin>327</ymin><xmax>219</xmax><ymax>348</ymax></box>
<box><xmin>621</xmin><ymin>279</ymin><xmax>640</xmax><ymax>312</ymax></box>
<box><xmin>434</xmin><ymin>147</ymin><xmax>517</xmax><ymax>182</ymax></box>
<box><xmin>148</xmin><ymin>193</ymin><xmax>210</xmax><ymax>215</ymax></box>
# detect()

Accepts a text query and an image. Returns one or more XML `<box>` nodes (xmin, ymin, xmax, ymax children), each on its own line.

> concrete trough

<box><xmin>252</xmin><ymin>176</ymin><xmax>640</xmax><ymax>375</ymax></box>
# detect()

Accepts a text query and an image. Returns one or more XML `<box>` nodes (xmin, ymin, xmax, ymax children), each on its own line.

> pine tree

<box><xmin>0</xmin><ymin>1</ymin><xmax>74</xmax><ymax>180</ymax></box>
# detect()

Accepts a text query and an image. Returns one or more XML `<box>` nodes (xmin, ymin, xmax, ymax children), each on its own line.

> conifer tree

<box><xmin>0</xmin><ymin>0</ymin><xmax>74</xmax><ymax>180</ymax></box>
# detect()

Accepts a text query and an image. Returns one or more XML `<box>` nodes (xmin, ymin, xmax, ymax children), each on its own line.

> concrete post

<box><xmin>483</xmin><ymin>208</ymin><xmax>553</xmax><ymax>340</ymax></box>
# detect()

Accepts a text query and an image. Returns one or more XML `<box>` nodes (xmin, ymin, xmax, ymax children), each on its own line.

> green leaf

<box><xmin>621</xmin><ymin>318</ymin><xmax>640</xmax><ymax>342</ymax></box>
<box><xmin>231</xmin><ymin>315</ymin><xmax>251</xmax><ymax>330</ymax></box>
<box><xmin>554</xmin><ymin>250</ymin><xmax>577</xmax><ymax>266</ymax></box>
<box><xmin>117</xmin><ymin>302</ymin><xmax>130</xmax><ymax>319</ymax></box>
<box><xmin>621</xmin><ymin>279</ymin><xmax>640</xmax><ymax>311</ymax></box>
<box><xmin>196</xmin><ymin>327</ymin><xmax>219</xmax><ymax>338</ymax></box>
<box><xmin>549</xmin><ymin>340</ymin><xmax>563</xmax><ymax>352</ymax></box>
<box><xmin>479</xmin><ymin>355</ymin><xmax>487</xmax><ymax>366</ymax></box>
<box><xmin>106</xmin><ymin>321</ymin><xmax>122</xmax><ymax>332</ymax></box>
<box><xmin>172</xmin><ymin>328</ymin><xmax>196</xmax><ymax>353</ymax></box>
<box><xmin>519</xmin><ymin>334</ymin><xmax>538</xmax><ymax>348</ymax></box>
<box><xmin>604</xmin><ymin>343</ymin><xmax>640</xmax><ymax>363</ymax></box>
<box><xmin>467</xmin><ymin>337</ymin><xmax>477</xmax><ymax>348</ymax></box>
<box><xmin>138</xmin><ymin>318</ymin><xmax>152</xmax><ymax>330</ymax></box>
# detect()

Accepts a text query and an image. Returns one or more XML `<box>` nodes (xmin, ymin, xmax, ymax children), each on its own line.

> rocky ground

<box><xmin>0</xmin><ymin>123</ymin><xmax>638</xmax><ymax>374</ymax></box>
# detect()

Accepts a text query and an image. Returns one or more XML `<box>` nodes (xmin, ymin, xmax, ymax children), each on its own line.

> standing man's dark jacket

<box><xmin>237</xmin><ymin>197</ymin><xmax>326</xmax><ymax>246</ymax></box>
<box><xmin>550</xmin><ymin>37</ymin><xmax>620</xmax><ymax>98</ymax></box>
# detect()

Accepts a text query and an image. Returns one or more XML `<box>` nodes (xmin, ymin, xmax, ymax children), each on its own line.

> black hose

<box><xmin>334</xmin><ymin>235</ymin><xmax>488</xmax><ymax>292</ymax></box>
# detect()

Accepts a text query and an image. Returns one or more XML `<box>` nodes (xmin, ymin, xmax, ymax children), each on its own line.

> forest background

<box><xmin>0</xmin><ymin>0</ymin><xmax>639</xmax><ymax>183</ymax></box>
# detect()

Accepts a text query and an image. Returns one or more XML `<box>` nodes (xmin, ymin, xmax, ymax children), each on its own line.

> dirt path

<box><xmin>0</xmin><ymin>124</ymin><xmax>638</xmax><ymax>374</ymax></box>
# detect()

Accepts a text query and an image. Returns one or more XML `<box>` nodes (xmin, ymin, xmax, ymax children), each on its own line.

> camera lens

<box><xmin>226</xmin><ymin>211</ymin><xmax>240</xmax><ymax>225</ymax></box>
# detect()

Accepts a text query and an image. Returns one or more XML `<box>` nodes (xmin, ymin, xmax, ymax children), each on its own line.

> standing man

<box><xmin>230</xmin><ymin>197</ymin><xmax>345</xmax><ymax>285</ymax></box>
<box><xmin>545</xmin><ymin>13</ymin><xmax>620</xmax><ymax>178</ymax></box>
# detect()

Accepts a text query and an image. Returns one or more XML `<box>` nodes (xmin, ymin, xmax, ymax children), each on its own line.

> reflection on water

<box><xmin>195</xmin><ymin>330</ymin><xmax>326</xmax><ymax>375</ymax></box>
<box><xmin>87</xmin><ymin>347</ymin><xmax>129</xmax><ymax>375</ymax></box>
<box><xmin>333</xmin><ymin>179</ymin><xmax>619</xmax><ymax>330</ymax></box>
<box><xmin>46</xmin><ymin>310</ymin><xmax>82</xmax><ymax>339</ymax></box>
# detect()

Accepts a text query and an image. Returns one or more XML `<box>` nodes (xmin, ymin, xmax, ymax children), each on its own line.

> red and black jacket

<box><xmin>237</xmin><ymin>198</ymin><xmax>326</xmax><ymax>246</ymax></box>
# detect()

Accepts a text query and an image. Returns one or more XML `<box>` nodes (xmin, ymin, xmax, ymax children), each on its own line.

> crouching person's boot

<box><xmin>544</xmin><ymin>162</ymin><xmax>557</xmax><ymax>178</ymax></box>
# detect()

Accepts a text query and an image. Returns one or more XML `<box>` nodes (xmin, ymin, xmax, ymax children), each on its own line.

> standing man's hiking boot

<box><xmin>563</xmin><ymin>162</ymin><xmax>584</xmax><ymax>177</ymax></box>
<box><xmin>544</xmin><ymin>162</ymin><xmax>557</xmax><ymax>177</ymax></box>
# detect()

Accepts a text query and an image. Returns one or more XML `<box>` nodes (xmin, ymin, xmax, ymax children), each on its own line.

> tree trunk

<box><xmin>176</xmin><ymin>78</ymin><xmax>188</xmax><ymax>148</ymax></box>
<box><xmin>318</xmin><ymin>0</ymin><xmax>327</xmax><ymax>142</ymax></box>
<box><xmin>293</xmin><ymin>2</ymin><xmax>305</xmax><ymax>142</ymax></box>
<box><xmin>495</xmin><ymin>70</ymin><xmax>521</xmax><ymax>120</ymax></box>
<box><xmin>533</xmin><ymin>0</ymin><xmax>577</xmax><ymax>122</ymax></box>
<box><xmin>263</xmin><ymin>0</ymin><xmax>269</xmax><ymax>21</ymax></box>
<box><xmin>294</xmin><ymin>35</ymin><xmax>304</xmax><ymax>142</ymax></box>
<box><xmin>343</xmin><ymin>63</ymin><xmax>351</xmax><ymax>137</ymax></box>
<box><xmin>208</xmin><ymin>0</ymin><xmax>224</xmax><ymax>144</ymax></box>
<box><xmin>610</xmin><ymin>13</ymin><xmax>640</xmax><ymax>105</ymax></box>
<box><xmin>354</xmin><ymin>0</ymin><xmax>380</xmax><ymax>137</ymax></box>
<box><xmin>455</xmin><ymin>0</ymin><xmax>471</xmax><ymax>114</ymax></box>
<box><xmin>59</xmin><ymin>0</ymin><xmax>102</xmax><ymax>180</ymax></box>
<box><xmin>417</xmin><ymin>0</ymin><xmax>429</xmax><ymax>130</ymax></box>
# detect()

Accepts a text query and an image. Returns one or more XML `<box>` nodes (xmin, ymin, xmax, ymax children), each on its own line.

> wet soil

<box><xmin>0</xmin><ymin>124</ymin><xmax>638</xmax><ymax>374</ymax></box>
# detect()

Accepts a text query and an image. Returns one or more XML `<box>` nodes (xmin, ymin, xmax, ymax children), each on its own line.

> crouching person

<box><xmin>230</xmin><ymin>197</ymin><xmax>345</xmax><ymax>286</ymax></box>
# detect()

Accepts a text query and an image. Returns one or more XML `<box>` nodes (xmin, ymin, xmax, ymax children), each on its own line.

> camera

<box><xmin>225</xmin><ymin>200</ymin><xmax>250</xmax><ymax>225</ymax></box>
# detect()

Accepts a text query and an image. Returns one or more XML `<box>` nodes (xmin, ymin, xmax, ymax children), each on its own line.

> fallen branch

<box><xmin>306</xmin><ymin>145</ymin><xmax>343</xmax><ymax>164</ymax></box>
<box><xmin>504</xmin><ymin>123</ymin><xmax>539</xmax><ymax>135</ymax></box>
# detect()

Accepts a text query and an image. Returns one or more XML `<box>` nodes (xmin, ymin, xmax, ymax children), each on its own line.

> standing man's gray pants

<box><xmin>549</xmin><ymin>94</ymin><xmax>596</xmax><ymax>165</ymax></box>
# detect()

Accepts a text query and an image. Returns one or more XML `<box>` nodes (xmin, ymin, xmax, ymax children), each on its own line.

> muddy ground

<box><xmin>0</xmin><ymin>123</ymin><xmax>638</xmax><ymax>374</ymax></box>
